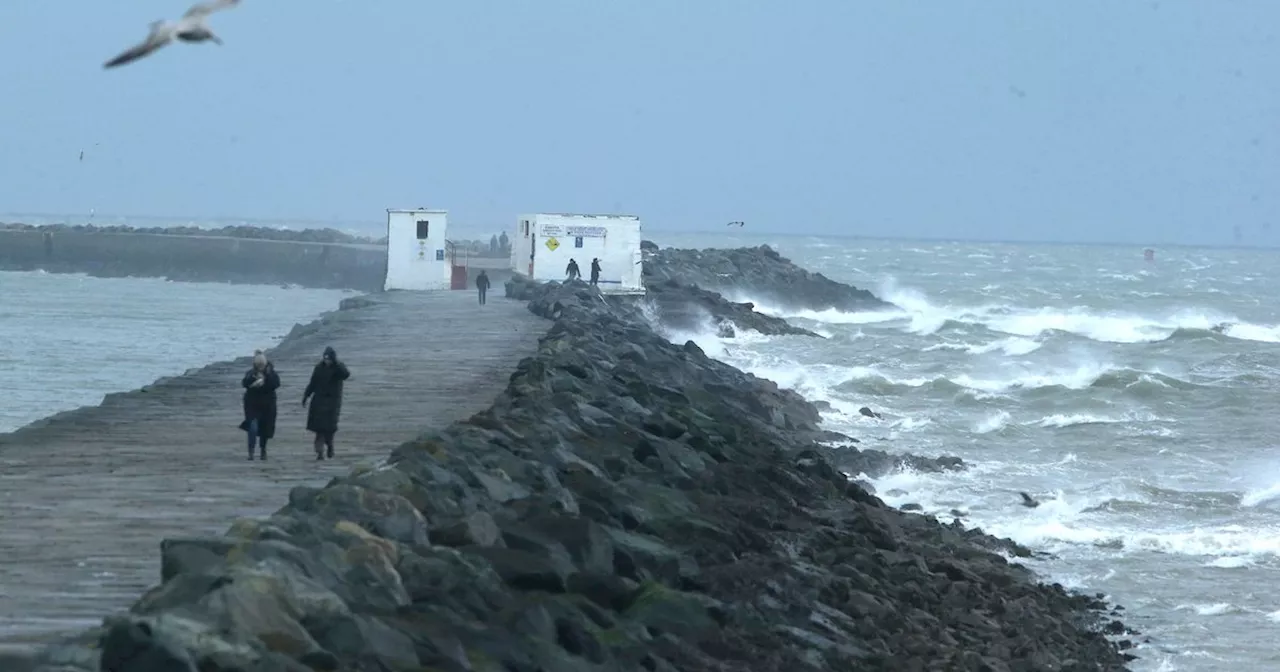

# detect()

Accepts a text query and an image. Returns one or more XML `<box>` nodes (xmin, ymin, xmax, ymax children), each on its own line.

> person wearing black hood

<box><xmin>239</xmin><ymin>349</ymin><xmax>279</xmax><ymax>461</ymax></box>
<box><xmin>475</xmin><ymin>270</ymin><xmax>491</xmax><ymax>305</ymax></box>
<box><xmin>302</xmin><ymin>346</ymin><xmax>350</xmax><ymax>460</ymax></box>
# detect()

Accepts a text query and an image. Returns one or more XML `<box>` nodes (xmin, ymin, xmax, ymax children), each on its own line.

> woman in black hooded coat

<box><xmin>303</xmin><ymin>345</ymin><xmax>350</xmax><ymax>459</ymax></box>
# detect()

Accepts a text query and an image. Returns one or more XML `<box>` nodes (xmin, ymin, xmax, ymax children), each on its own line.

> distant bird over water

<box><xmin>727</xmin><ymin>221</ymin><xmax>745</xmax><ymax>227</ymax></box>
<box><xmin>104</xmin><ymin>0</ymin><xmax>242</xmax><ymax>69</ymax></box>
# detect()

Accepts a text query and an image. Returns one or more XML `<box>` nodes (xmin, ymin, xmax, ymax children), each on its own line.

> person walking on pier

<box><xmin>475</xmin><ymin>269</ymin><xmax>491</xmax><ymax>305</ymax></box>
<box><xmin>303</xmin><ymin>346</ymin><xmax>350</xmax><ymax>460</ymax></box>
<box><xmin>239</xmin><ymin>349</ymin><xmax>280</xmax><ymax>461</ymax></box>
<box><xmin>590</xmin><ymin>258</ymin><xmax>602</xmax><ymax>287</ymax></box>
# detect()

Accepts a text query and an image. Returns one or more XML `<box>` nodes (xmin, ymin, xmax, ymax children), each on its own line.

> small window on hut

<box><xmin>416</xmin><ymin>220</ymin><xmax>430</xmax><ymax>240</ymax></box>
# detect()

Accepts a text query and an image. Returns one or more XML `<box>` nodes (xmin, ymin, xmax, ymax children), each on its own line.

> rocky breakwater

<box><xmin>0</xmin><ymin>223</ymin><xmax>381</xmax><ymax>245</ymax></box>
<box><xmin>642</xmin><ymin>240</ymin><xmax>889</xmax><ymax>312</ymax></box>
<box><xmin>643</xmin><ymin>278</ymin><xmax>820</xmax><ymax>338</ymax></box>
<box><xmin>20</xmin><ymin>281</ymin><xmax>1133</xmax><ymax>672</ymax></box>
<box><xmin>509</xmin><ymin>276</ymin><xmax>818</xmax><ymax>339</ymax></box>
<box><xmin>0</xmin><ymin>223</ymin><xmax>386</xmax><ymax>291</ymax></box>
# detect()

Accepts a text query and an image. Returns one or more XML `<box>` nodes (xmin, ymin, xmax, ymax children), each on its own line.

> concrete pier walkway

<box><xmin>0</xmin><ymin>291</ymin><xmax>543</xmax><ymax>645</ymax></box>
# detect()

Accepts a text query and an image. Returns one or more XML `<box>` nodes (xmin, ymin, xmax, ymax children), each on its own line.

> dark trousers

<box><xmin>314</xmin><ymin>431</ymin><xmax>335</xmax><ymax>457</ymax></box>
<box><xmin>478</xmin><ymin>287</ymin><xmax>487</xmax><ymax>305</ymax></box>
<box><xmin>245</xmin><ymin>418</ymin><xmax>267</xmax><ymax>457</ymax></box>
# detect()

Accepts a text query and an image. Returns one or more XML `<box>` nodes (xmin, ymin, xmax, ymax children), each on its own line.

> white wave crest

<box><xmin>973</xmin><ymin>410</ymin><xmax>1011</xmax><ymax>434</ymax></box>
<box><xmin>1034</xmin><ymin>411</ymin><xmax>1167</xmax><ymax>429</ymax></box>
<box><xmin>1175</xmin><ymin>603</ymin><xmax>1238</xmax><ymax>616</ymax></box>
<box><xmin>922</xmin><ymin>336</ymin><xmax>1042</xmax><ymax>356</ymax></box>
<box><xmin>1240</xmin><ymin>481</ymin><xmax>1280</xmax><ymax>508</ymax></box>
<box><xmin>744</xmin><ymin>278</ymin><xmax>1280</xmax><ymax>347</ymax></box>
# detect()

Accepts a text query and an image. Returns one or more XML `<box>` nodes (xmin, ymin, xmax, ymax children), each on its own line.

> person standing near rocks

<box><xmin>565</xmin><ymin>258</ymin><xmax>581</xmax><ymax>281</ymax></box>
<box><xmin>475</xmin><ymin>270</ymin><xmax>491</xmax><ymax>305</ymax></box>
<box><xmin>589</xmin><ymin>258</ymin><xmax>602</xmax><ymax>286</ymax></box>
<box><xmin>239</xmin><ymin>349</ymin><xmax>279</xmax><ymax>461</ymax></box>
<box><xmin>302</xmin><ymin>346</ymin><xmax>350</xmax><ymax>460</ymax></box>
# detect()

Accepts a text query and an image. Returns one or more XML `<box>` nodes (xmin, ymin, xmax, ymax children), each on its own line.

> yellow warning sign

<box><xmin>545</xmin><ymin>237</ymin><xmax>560</xmax><ymax>251</ymax></box>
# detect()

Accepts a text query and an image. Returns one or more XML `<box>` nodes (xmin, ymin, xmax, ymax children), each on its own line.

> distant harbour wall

<box><xmin>0</xmin><ymin>229</ymin><xmax>388</xmax><ymax>291</ymax></box>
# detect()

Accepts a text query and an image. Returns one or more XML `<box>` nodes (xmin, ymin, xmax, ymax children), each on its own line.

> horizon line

<box><xmin>1</xmin><ymin>211</ymin><xmax>1274</xmax><ymax>252</ymax></box>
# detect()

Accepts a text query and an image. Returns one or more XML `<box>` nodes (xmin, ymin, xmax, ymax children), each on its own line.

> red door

<box><xmin>450</xmin><ymin>265</ymin><xmax>467</xmax><ymax>290</ymax></box>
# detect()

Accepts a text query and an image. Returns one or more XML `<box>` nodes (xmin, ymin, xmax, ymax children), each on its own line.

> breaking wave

<box><xmin>746</xmin><ymin>280</ymin><xmax>1280</xmax><ymax>346</ymax></box>
<box><xmin>834</xmin><ymin>362</ymin><xmax>1198</xmax><ymax>398</ymax></box>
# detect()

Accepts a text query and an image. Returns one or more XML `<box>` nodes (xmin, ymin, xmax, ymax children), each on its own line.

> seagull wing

<box><xmin>184</xmin><ymin>0</ymin><xmax>241</xmax><ymax>19</ymax></box>
<box><xmin>103</xmin><ymin>30</ymin><xmax>174</xmax><ymax>68</ymax></box>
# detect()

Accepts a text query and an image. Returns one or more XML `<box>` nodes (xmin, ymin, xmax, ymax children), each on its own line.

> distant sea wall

<box><xmin>0</xmin><ymin>229</ymin><xmax>388</xmax><ymax>291</ymax></box>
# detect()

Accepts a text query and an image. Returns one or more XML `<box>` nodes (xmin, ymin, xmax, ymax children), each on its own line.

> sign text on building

<box><xmin>541</xmin><ymin>224</ymin><xmax>608</xmax><ymax>238</ymax></box>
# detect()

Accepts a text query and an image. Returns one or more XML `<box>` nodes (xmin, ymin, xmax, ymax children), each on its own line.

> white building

<box><xmin>510</xmin><ymin>213</ymin><xmax>644</xmax><ymax>294</ymax></box>
<box><xmin>383</xmin><ymin>208</ymin><xmax>450</xmax><ymax>291</ymax></box>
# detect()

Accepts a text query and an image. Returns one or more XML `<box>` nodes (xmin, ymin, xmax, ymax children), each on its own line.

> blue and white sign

<box><xmin>567</xmin><ymin>226</ymin><xmax>607</xmax><ymax>238</ymax></box>
<box><xmin>541</xmin><ymin>224</ymin><xmax>608</xmax><ymax>238</ymax></box>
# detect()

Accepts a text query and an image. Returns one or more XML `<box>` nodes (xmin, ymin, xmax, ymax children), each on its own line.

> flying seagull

<box><xmin>104</xmin><ymin>0</ymin><xmax>242</xmax><ymax>69</ymax></box>
<box><xmin>1018</xmin><ymin>492</ymin><xmax>1040</xmax><ymax>508</ymax></box>
<box><xmin>727</xmin><ymin>221</ymin><xmax>745</xmax><ymax>227</ymax></box>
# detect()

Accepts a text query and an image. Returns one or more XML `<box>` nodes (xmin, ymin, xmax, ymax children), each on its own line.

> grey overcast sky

<box><xmin>0</xmin><ymin>1</ymin><xmax>1274</xmax><ymax>245</ymax></box>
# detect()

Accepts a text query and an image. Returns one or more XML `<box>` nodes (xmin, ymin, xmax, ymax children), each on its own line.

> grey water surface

<box><xmin>0</xmin><ymin>271</ymin><xmax>351</xmax><ymax>433</ymax></box>
<box><xmin>654</xmin><ymin>232</ymin><xmax>1280</xmax><ymax>672</ymax></box>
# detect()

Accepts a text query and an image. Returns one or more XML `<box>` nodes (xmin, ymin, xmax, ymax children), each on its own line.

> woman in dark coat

<box><xmin>302</xmin><ymin>345</ymin><xmax>350</xmax><ymax>460</ymax></box>
<box><xmin>240</xmin><ymin>350</ymin><xmax>280</xmax><ymax>461</ymax></box>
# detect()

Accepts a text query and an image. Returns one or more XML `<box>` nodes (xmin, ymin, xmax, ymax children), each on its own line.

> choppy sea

<box><xmin>4</xmin><ymin>232</ymin><xmax>1280</xmax><ymax>670</ymax></box>
<box><xmin>648</xmin><ymin>232</ymin><xmax>1280</xmax><ymax>672</ymax></box>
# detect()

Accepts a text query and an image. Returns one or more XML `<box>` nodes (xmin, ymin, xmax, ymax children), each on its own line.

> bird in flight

<box><xmin>726</xmin><ymin>221</ymin><xmax>745</xmax><ymax>227</ymax></box>
<box><xmin>104</xmin><ymin>0</ymin><xmax>242</xmax><ymax>69</ymax></box>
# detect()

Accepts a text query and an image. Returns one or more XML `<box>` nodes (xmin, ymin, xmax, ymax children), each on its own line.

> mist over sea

<box><xmin>4</xmin><ymin>231</ymin><xmax>1279</xmax><ymax>670</ymax></box>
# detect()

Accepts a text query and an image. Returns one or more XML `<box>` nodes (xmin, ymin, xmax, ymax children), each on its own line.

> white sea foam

<box><xmin>1239</xmin><ymin>481</ymin><xmax>1280</xmax><ymax>508</ymax></box>
<box><xmin>640</xmin><ymin>241</ymin><xmax>1280</xmax><ymax>667</ymax></box>
<box><xmin>922</xmin><ymin>336</ymin><xmax>1042</xmax><ymax>356</ymax></box>
<box><xmin>973</xmin><ymin>410</ymin><xmax>1011</xmax><ymax>434</ymax></box>
<box><xmin>746</xmin><ymin>278</ymin><xmax>1280</xmax><ymax>347</ymax></box>
<box><xmin>1175</xmin><ymin>603</ymin><xmax>1237</xmax><ymax>616</ymax></box>
<box><xmin>1033</xmin><ymin>411</ymin><xmax>1168</xmax><ymax>429</ymax></box>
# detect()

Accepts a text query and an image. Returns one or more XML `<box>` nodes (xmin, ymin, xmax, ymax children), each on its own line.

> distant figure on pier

<box><xmin>475</xmin><ymin>270</ymin><xmax>491</xmax><ymax>305</ymax></box>
<box><xmin>302</xmin><ymin>346</ymin><xmax>350</xmax><ymax>460</ymax></box>
<box><xmin>590</xmin><ymin>258</ymin><xmax>602</xmax><ymax>286</ymax></box>
<box><xmin>239</xmin><ymin>349</ymin><xmax>279</xmax><ymax>461</ymax></box>
<box><xmin>566</xmin><ymin>258</ymin><xmax>581</xmax><ymax>281</ymax></box>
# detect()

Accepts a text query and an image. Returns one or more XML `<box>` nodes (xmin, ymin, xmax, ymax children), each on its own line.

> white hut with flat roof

<box><xmin>510</xmin><ymin>213</ymin><xmax>644</xmax><ymax>294</ymax></box>
<box><xmin>384</xmin><ymin>208</ymin><xmax>450</xmax><ymax>291</ymax></box>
